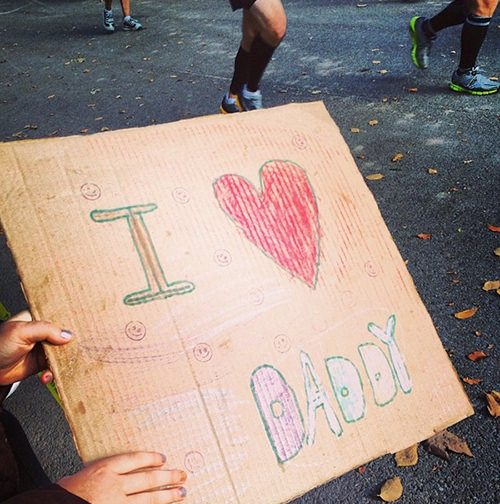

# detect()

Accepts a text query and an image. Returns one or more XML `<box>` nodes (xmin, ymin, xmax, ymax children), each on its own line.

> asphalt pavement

<box><xmin>1</xmin><ymin>0</ymin><xmax>499</xmax><ymax>502</ymax></box>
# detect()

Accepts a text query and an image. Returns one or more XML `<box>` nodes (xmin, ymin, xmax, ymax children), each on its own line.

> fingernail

<box><xmin>179</xmin><ymin>487</ymin><xmax>187</xmax><ymax>498</ymax></box>
<box><xmin>40</xmin><ymin>370</ymin><xmax>53</xmax><ymax>385</ymax></box>
<box><xmin>160</xmin><ymin>453</ymin><xmax>167</xmax><ymax>463</ymax></box>
<box><xmin>60</xmin><ymin>330</ymin><xmax>72</xmax><ymax>340</ymax></box>
<box><xmin>179</xmin><ymin>470</ymin><xmax>187</xmax><ymax>482</ymax></box>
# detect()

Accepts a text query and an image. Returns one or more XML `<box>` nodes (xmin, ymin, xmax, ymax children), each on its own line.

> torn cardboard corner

<box><xmin>0</xmin><ymin>102</ymin><xmax>472</xmax><ymax>504</ymax></box>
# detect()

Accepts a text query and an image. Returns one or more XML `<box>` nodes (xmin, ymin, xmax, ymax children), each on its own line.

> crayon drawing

<box><xmin>214</xmin><ymin>160</ymin><xmax>320</xmax><ymax>288</ymax></box>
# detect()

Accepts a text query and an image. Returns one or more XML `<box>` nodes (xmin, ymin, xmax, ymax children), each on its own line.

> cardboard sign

<box><xmin>0</xmin><ymin>102</ymin><xmax>472</xmax><ymax>504</ymax></box>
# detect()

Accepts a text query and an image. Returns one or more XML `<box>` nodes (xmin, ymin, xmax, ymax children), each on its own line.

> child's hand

<box><xmin>0</xmin><ymin>311</ymin><xmax>72</xmax><ymax>386</ymax></box>
<box><xmin>58</xmin><ymin>452</ymin><xmax>187</xmax><ymax>504</ymax></box>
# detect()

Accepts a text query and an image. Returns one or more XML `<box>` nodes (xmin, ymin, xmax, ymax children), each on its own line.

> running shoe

<box><xmin>238</xmin><ymin>84</ymin><xmax>263</xmax><ymax>111</ymax></box>
<box><xmin>103</xmin><ymin>9</ymin><xmax>115</xmax><ymax>32</ymax></box>
<box><xmin>123</xmin><ymin>16</ymin><xmax>142</xmax><ymax>31</ymax></box>
<box><xmin>449</xmin><ymin>67</ymin><xmax>500</xmax><ymax>95</ymax></box>
<box><xmin>409</xmin><ymin>16</ymin><xmax>434</xmax><ymax>70</ymax></box>
<box><xmin>220</xmin><ymin>92</ymin><xmax>242</xmax><ymax>114</ymax></box>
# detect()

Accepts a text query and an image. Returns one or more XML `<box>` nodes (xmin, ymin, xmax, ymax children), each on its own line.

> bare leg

<box><xmin>245</xmin><ymin>0</ymin><xmax>286</xmax><ymax>49</ymax></box>
<box><xmin>119</xmin><ymin>0</ymin><xmax>131</xmax><ymax>17</ymax></box>
<box><xmin>229</xmin><ymin>0</ymin><xmax>286</xmax><ymax>98</ymax></box>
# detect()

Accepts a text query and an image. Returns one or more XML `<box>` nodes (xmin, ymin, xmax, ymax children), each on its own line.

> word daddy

<box><xmin>250</xmin><ymin>315</ymin><xmax>412</xmax><ymax>463</ymax></box>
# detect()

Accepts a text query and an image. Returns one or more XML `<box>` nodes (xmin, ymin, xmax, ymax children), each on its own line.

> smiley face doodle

<box><xmin>213</xmin><ymin>249</ymin><xmax>232</xmax><ymax>267</ymax></box>
<box><xmin>80</xmin><ymin>183</ymin><xmax>101</xmax><ymax>200</ymax></box>
<box><xmin>125</xmin><ymin>321</ymin><xmax>147</xmax><ymax>341</ymax></box>
<box><xmin>184</xmin><ymin>451</ymin><xmax>205</xmax><ymax>473</ymax></box>
<box><xmin>171</xmin><ymin>187</ymin><xmax>191</xmax><ymax>205</ymax></box>
<box><xmin>249</xmin><ymin>288</ymin><xmax>264</xmax><ymax>306</ymax></box>
<box><xmin>292</xmin><ymin>133</ymin><xmax>308</xmax><ymax>150</ymax></box>
<box><xmin>193</xmin><ymin>343</ymin><xmax>213</xmax><ymax>362</ymax></box>
<box><xmin>274</xmin><ymin>334</ymin><xmax>291</xmax><ymax>353</ymax></box>
<box><xmin>364</xmin><ymin>260</ymin><xmax>380</xmax><ymax>278</ymax></box>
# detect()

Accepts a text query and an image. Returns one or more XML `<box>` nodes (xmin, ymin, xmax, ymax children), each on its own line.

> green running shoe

<box><xmin>409</xmin><ymin>16</ymin><xmax>434</xmax><ymax>70</ymax></box>
<box><xmin>449</xmin><ymin>67</ymin><xmax>500</xmax><ymax>95</ymax></box>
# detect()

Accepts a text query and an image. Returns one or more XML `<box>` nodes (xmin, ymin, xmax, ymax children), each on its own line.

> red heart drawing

<box><xmin>214</xmin><ymin>160</ymin><xmax>320</xmax><ymax>288</ymax></box>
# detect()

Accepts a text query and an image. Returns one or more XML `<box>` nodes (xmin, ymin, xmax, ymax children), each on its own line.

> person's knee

<box><xmin>467</xmin><ymin>0</ymin><xmax>498</xmax><ymax>16</ymax></box>
<box><xmin>263</xmin><ymin>16</ymin><xmax>287</xmax><ymax>47</ymax></box>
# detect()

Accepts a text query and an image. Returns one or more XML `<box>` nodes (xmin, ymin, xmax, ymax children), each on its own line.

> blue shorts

<box><xmin>229</xmin><ymin>0</ymin><xmax>257</xmax><ymax>10</ymax></box>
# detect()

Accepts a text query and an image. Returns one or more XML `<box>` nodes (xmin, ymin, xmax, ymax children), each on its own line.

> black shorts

<box><xmin>229</xmin><ymin>0</ymin><xmax>257</xmax><ymax>11</ymax></box>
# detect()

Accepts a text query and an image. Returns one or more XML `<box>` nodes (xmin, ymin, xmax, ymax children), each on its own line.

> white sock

<box><xmin>242</xmin><ymin>84</ymin><xmax>261</xmax><ymax>98</ymax></box>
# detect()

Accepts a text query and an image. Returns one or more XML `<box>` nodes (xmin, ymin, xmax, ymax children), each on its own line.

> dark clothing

<box><xmin>229</xmin><ymin>0</ymin><xmax>256</xmax><ymax>11</ymax></box>
<box><xmin>3</xmin><ymin>484</ymin><xmax>88</xmax><ymax>504</ymax></box>
<box><xmin>0</xmin><ymin>386</ymin><xmax>88</xmax><ymax>504</ymax></box>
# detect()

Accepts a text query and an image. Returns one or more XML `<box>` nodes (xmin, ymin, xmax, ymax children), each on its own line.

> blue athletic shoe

<box><xmin>449</xmin><ymin>67</ymin><xmax>500</xmax><ymax>95</ymax></box>
<box><xmin>103</xmin><ymin>9</ymin><xmax>115</xmax><ymax>32</ymax></box>
<box><xmin>123</xmin><ymin>16</ymin><xmax>142</xmax><ymax>31</ymax></box>
<box><xmin>220</xmin><ymin>92</ymin><xmax>242</xmax><ymax>114</ymax></box>
<box><xmin>238</xmin><ymin>84</ymin><xmax>263</xmax><ymax>111</ymax></box>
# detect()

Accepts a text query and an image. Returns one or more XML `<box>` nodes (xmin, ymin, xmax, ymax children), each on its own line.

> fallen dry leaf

<box><xmin>350</xmin><ymin>127</ymin><xmax>360</xmax><ymax>133</ymax></box>
<box><xmin>394</xmin><ymin>444</ymin><xmax>418</xmax><ymax>467</ymax></box>
<box><xmin>392</xmin><ymin>153</ymin><xmax>403</xmax><ymax>162</ymax></box>
<box><xmin>485</xmin><ymin>390</ymin><xmax>500</xmax><ymax>417</ymax></box>
<box><xmin>366</xmin><ymin>173</ymin><xmax>384</xmax><ymax>181</ymax></box>
<box><xmin>378</xmin><ymin>476</ymin><xmax>403</xmax><ymax>502</ymax></box>
<box><xmin>482</xmin><ymin>280</ymin><xmax>500</xmax><ymax>291</ymax></box>
<box><xmin>424</xmin><ymin>430</ymin><xmax>473</xmax><ymax>460</ymax></box>
<box><xmin>462</xmin><ymin>377</ymin><xmax>483</xmax><ymax>385</ymax></box>
<box><xmin>417</xmin><ymin>233</ymin><xmax>432</xmax><ymax>240</ymax></box>
<box><xmin>408</xmin><ymin>87</ymin><xmax>418</xmax><ymax>92</ymax></box>
<box><xmin>487</xmin><ymin>224</ymin><xmax>500</xmax><ymax>232</ymax></box>
<box><xmin>467</xmin><ymin>350</ymin><xmax>489</xmax><ymax>361</ymax></box>
<box><xmin>427</xmin><ymin>168</ymin><xmax>438</xmax><ymax>175</ymax></box>
<box><xmin>369</xmin><ymin>119</ymin><xmax>378</xmax><ymax>126</ymax></box>
<box><xmin>453</xmin><ymin>307</ymin><xmax>478</xmax><ymax>319</ymax></box>
<box><xmin>494</xmin><ymin>247</ymin><xmax>500</xmax><ymax>257</ymax></box>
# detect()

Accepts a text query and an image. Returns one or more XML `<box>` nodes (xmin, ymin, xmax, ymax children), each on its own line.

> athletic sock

<box><xmin>247</xmin><ymin>35</ymin><xmax>276</xmax><ymax>93</ymax></box>
<box><xmin>428</xmin><ymin>0</ymin><xmax>467</xmax><ymax>32</ymax></box>
<box><xmin>458</xmin><ymin>14</ymin><xmax>491</xmax><ymax>70</ymax></box>
<box><xmin>229</xmin><ymin>46</ymin><xmax>250</xmax><ymax>95</ymax></box>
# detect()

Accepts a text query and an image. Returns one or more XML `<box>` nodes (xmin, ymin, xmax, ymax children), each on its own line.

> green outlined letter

<box><xmin>91</xmin><ymin>204</ymin><xmax>195</xmax><ymax>306</ymax></box>
<box><xmin>325</xmin><ymin>357</ymin><xmax>366</xmax><ymax>423</ymax></box>
<box><xmin>358</xmin><ymin>343</ymin><xmax>397</xmax><ymax>406</ymax></box>
<box><xmin>301</xmin><ymin>351</ymin><xmax>342</xmax><ymax>444</ymax></box>
<box><xmin>367</xmin><ymin>315</ymin><xmax>412</xmax><ymax>394</ymax></box>
<box><xmin>251</xmin><ymin>365</ymin><xmax>305</xmax><ymax>463</ymax></box>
